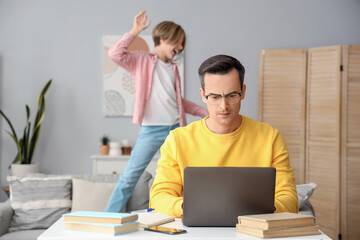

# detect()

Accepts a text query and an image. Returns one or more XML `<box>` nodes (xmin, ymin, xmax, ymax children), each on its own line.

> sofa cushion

<box><xmin>298</xmin><ymin>201</ymin><xmax>315</xmax><ymax>216</ymax></box>
<box><xmin>296</xmin><ymin>183</ymin><xmax>317</xmax><ymax>209</ymax></box>
<box><xmin>7</xmin><ymin>175</ymin><xmax>72</xmax><ymax>231</ymax></box>
<box><xmin>72</xmin><ymin>173</ymin><xmax>120</xmax><ymax>182</ymax></box>
<box><xmin>0</xmin><ymin>200</ymin><xmax>13</xmax><ymax>236</ymax></box>
<box><xmin>71</xmin><ymin>178</ymin><xmax>116</xmax><ymax>212</ymax></box>
<box><xmin>70</xmin><ymin>171</ymin><xmax>153</xmax><ymax>212</ymax></box>
<box><xmin>0</xmin><ymin>229</ymin><xmax>44</xmax><ymax>240</ymax></box>
<box><xmin>126</xmin><ymin>171</ymin><xmax>153</xmax><ymax>211</ymax></box>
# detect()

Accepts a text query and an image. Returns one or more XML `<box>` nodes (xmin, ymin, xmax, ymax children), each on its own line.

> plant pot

<box><xmin>11</xmin><ymin>163</ymin><xmax>39</xmax><ymax>178</ymax></box>
<box><xmin>121</xmin><ymin>146</ymin><xmax>132</xmax><ymax>155</ymax></box>
<box><xmin>100</xmin><ymin>145</ymin><xmax>110</xmax><ymax>155</ymax></box>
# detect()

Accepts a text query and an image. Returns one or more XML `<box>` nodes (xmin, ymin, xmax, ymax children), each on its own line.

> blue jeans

<box><xmin>105</xmin><ymin>124</ymin><xmax>179</xmax><ymax>212</ymax></box>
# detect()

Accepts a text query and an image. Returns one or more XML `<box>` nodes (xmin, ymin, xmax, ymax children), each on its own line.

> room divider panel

<box><xmin>258</xmin><ymin>45</ymin><xmax>360</xmax><ymax>240</ymax></box>
<box><xmin>340</xmin><ymin>45</ymin><xmax>360</xmax><ymax>240</ymax></box>
<box><xmin>258</xmin><ymin>49</ymin><xmax>307</xmax><ymax>184</ymax></box>
<box><xmin>306</xmin><ymin>45</ymin><xmax>342</xmax><ymax>240</ymax></box>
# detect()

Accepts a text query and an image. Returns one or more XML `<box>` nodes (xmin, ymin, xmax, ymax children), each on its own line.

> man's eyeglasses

<box><xmin>204</xmin><ymin>92</ymin><xmax>242</xmax><ymax>105</ymax></box>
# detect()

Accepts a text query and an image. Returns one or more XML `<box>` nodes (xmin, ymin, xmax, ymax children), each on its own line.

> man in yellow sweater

<box><xmin>149</xmin><ymin>54</ymin><xmax>298</xmax><ymax>218</ymax></box>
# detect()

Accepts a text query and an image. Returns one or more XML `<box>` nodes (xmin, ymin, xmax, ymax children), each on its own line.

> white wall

<box><xmin>1</xmin><ymin>0</ymin><xmax>359</xmax><ymax>201</ymax></box>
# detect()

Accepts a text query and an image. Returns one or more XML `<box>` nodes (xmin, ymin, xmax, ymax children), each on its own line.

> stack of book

<box><xmin>63</xmin><ymin>211</ymin><xmax>139</xmax><ymax>236</ymax></box>
<box><xmin>236</xmin><ymin>212</ymin><xmax>321</xmax><ymax>238</ymax></box>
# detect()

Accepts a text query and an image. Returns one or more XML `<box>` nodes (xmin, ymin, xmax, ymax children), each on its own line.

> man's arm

<box><xmin>272</xmin><ymin>130</ymin><xmax>299</xmax><ymax>213</ymax></box>
<box><xmin>182</xmin><ymin>98</ymin><xmax>208</xmax><ymax>118</ymax></box>
<box><xmin>149</xmin><ymin>132</ymin><xmax>184</xmax><ymax>218</ymax></box>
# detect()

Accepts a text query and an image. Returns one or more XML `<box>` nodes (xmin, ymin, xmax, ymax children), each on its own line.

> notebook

<box><xmin>182</xmin><ymin>167</ymin><xmax>276</xmax><ymax>227</ymax></box>
<box><xmin>136</xmin><ymin>212</ymin><xmax>175</xmax><ymax>228</ymax></box>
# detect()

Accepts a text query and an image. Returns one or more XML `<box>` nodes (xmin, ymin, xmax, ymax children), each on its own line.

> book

<box><xmin>236</xmin><ymin>224</ymin><xmax>321</xmax><ymax>238</ymax></box>
<box><xmin>136</xmin><ymin>212</ymin><xmax>175</xmax><ymax>228</ymax></box>
<box><xmin>63</xmin><ymin>211</ymin><xmax>138</xmax><ymax>225</ymax></box>
<box><xmin>238</xmin><ymin>212</ymin><xmax>315</xmax><ymax>229</ymax></box>
<box><xmin>65</xmin><ymin>221</ymin><xmax>139</xmax><ymax>236</ymax></box>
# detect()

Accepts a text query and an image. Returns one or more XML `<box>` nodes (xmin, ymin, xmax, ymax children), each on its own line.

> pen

<box><xmin>131</xmin><ymin>208</ymin><xmax>155</xmax><ymax>213</ymax></box>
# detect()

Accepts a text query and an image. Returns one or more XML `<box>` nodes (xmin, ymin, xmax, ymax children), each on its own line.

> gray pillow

<box><xmin>7</xmin><ymin>175</ymin><xmax>72</xmax><ymax>231</ymax></box>
<box><xmin>296</xmin><ymin>183</ymin><xmax>317</xmax><ymax>209</ymax></box>
<box><xmin>126</xmin><ymin>171</ymin><xmax>152</xmax><ymax>212</ymax></box>
<box><xmin>30</xmin><ymin>173</ymin><xmax>121</xmax><ymax>183</ymax></box>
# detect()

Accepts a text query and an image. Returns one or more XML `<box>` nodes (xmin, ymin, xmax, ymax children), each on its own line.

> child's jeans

<box><xmin>105</xmin><ymin>124</ymin><xmax>179</xmax><ymax>212</ymax></box>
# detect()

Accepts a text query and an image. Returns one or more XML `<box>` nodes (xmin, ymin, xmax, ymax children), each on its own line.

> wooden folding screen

<box><xmin>258</xmin><ymin>45</ymin><xmax>360</xmax><ymax>240</ymax></box>
<box><xmin>258</xmin><ymin>49</ymin><xmax>307</xmax><ymax>184</ymax></box>
<box><xmin>341</xmin><ymin>45</ymin><xmax>360</xmax><ymax>240</ymax></box>
<box><xmin>306</xmin><ymin>45</ymin><xmax>342</xmax><ymax>240</ymax></box>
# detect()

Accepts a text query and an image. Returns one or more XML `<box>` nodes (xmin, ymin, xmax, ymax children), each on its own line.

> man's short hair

<box><xmin>198</xmin><ymin>55</ymin><xmax>245</xmax><ymax>90</ymax></box>
<box><xmin>152</xmin><ymin>21</ymin><xmax>186</xmax><ymax>52</ymax></box>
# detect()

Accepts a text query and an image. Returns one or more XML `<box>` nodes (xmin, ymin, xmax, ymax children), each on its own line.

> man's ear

<box><xmin>199</xmin><ymin>88</ymin><xmax>207</xmax><ymax>104</ymax></box>
<box><xmin>240</xmin><ymin>84</ymin><xmax>246</xmax><ymax>100</ymax></box>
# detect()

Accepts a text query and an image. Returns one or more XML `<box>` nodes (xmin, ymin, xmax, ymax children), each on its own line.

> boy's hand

<box><xmin>129</xmin><ymin>10</ymin><xmax>151</xmax><ymax>37</ymax></box>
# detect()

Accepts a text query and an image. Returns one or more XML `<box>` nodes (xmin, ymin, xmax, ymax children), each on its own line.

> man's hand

<box><xmin>129</xmin><ymin>10</ymin><xmax>151</xmax><ymax>37</ymax></box>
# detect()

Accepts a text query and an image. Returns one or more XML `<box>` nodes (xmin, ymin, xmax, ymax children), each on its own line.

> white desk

<box><xmin>38</xmin><ymin>217</ymin><xmax>331</xmax><ymax>240</ymax></box>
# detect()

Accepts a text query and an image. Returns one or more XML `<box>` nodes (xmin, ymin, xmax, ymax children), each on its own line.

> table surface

<box><xmin>38</xmin><ymin>217</ymin><xmax>331</xmax><ymax>240</ymax></box>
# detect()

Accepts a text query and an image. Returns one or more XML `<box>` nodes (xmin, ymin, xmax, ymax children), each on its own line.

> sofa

<box><xmin>0</xmin><ymin>171</ymin><xmax>316</xmax><ymax>240</ymax></box>
<box><xmin>0</xmin><ymin>171</ymin><xmax>154</xmax><ymax>240</ymax></box>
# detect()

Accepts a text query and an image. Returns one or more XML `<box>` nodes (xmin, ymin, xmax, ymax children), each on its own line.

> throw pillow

<box><xmin>7</xmin><ymin>175</ymin><xmax>72</xmax><ymax>231</ymax></box>
<box><xmin>296</xmin><ymin>182</ymin><xmax>317</xmax><ymax>209</ymax></box>
<box><xmin>71</xmin><ymin>178</ymin><xmax>116</xmax><ymax>212</ymax></box>
<box><xmin>72</xmin><ymin>173</ymin><xmax>120</xmax><ymax>183</ymax></box>
<box><xmin>126</xmin><ymin>171</ymin><xmax>152</xmax><ymax>211</ymax></box>
<box><xmin>71</xmin><ymin>171</ymin><xmax>153</xmax><ymax>212</ymax></box>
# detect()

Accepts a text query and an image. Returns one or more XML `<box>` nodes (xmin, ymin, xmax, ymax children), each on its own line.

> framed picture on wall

<box><xmin>102</xmin><ymin>35</ymin><xmax>185</xmax><ymax>117</ymax></box>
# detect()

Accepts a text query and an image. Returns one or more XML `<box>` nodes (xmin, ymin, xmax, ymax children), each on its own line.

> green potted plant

<box><xmin>100</xmin><ymin>135</ymin><xmax>110</xmax><ymax>155</ymax></box>
<box><xmin>0</xmin><ymin>80</ymin><xmax>52</xmax><ymax>177</ymax></box>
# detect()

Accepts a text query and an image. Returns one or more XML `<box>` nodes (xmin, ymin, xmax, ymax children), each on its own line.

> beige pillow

<box><xmin>71</xmin><ymin>178</ymin><xmax>115</xmax><ymax>212</ymax></box>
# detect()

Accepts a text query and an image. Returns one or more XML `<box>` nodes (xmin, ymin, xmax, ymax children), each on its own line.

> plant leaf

<box><xmin>28</xmin><ymin>79</ymin><xmax>51</xmax><ymax>163</ymax></box>
<box><xmin>5</xmin><ymin>130</ymin><xmax>23</xmax><ymax>163</ymax></box>
<box><xmin>37</xmin><ymin>80</ymin><xmax>52</xmax><ymax>106</ymax></box>
<box><xmin>22</xmin><ymin>121</ymin><xmax>31</xmax><ymax>164</ymax></box>
<box><xmin>26</xmin><ymin>105</ymin><xmax>30</xmax><ymax>121</ymax></box>
<box><xmin>1</xmin><ymin>79</ymin><xmax>52</xmax><ymax>165</ymax></box>
<box><xmin>0</xmin><ymin>109</ymin><xmax>19</xmax><ymax>141</ymax></box>
<box><xmin>21</xmin><ymin>126</ymin><xmax>27</xmax><ymax>164</ymax></box>
<box><xmin>28</xmin><ymin>100</ymin><xmax>44</xmax><ymax>162</ymax></box>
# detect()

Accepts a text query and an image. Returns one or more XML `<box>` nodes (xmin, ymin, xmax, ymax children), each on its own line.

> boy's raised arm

<box><xmin>129</xmin><ymin>10</ymin><xmax>151</xmax><ymax>37</ymax></box>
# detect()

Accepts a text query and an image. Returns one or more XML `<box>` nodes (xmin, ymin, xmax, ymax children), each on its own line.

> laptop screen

<box><xmin>183</xmin><ymin>167</ymin><xmax>275</xmax><ymax>227</ymax></box>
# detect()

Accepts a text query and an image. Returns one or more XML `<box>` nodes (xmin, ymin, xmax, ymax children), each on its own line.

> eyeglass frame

<box><xmin>204</xmin><ymin>91</ymin><xmax>243</xmax><ymax>105</ymax></box>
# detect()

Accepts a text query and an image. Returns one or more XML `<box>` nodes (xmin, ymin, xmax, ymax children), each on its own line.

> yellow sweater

<box><xmin>149</xmin><ymin>115</ymin><xmax>298</xmax><ymax>217</ymax></box>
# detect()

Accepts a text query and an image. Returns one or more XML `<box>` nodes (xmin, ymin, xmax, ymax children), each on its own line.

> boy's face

<box><xmin>158</xmin><ymin>37</ymin><xmax>184</xmax><ymax>62</ymax></box>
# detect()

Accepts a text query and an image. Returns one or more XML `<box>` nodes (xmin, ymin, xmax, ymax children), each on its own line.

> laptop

<box><xmin>183</xmin><ymin>167</ymin><xmax>276</xmax><ymax>227</ymax></box>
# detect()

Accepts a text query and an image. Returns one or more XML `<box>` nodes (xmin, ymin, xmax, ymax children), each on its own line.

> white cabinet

<box><xmin>91</xmin><ymin>155</ymin><xmax>159</xmax><ymax>177</ymax></box>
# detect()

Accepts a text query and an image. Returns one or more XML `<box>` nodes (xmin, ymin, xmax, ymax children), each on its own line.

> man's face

<box><xmin>200</xmin><ymin>68</ymin><xmax>246</xmax><ymax>133</ymax></box>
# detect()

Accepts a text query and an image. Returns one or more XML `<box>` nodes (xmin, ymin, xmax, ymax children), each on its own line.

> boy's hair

<box><xmin>152</xmin><ymin>21</ymin><xmax>186</xmax><ymax>51</ymax></box>
<box><xmin>198</xmin><ymin>54</ymin><xmax>245</xmax><ymax>90</ymax></box>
